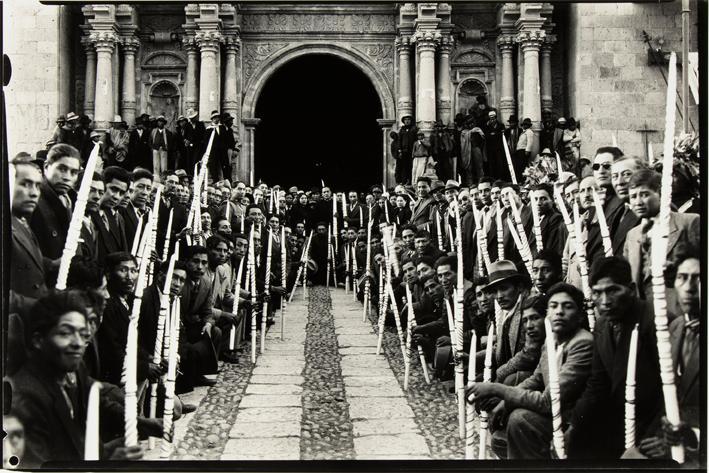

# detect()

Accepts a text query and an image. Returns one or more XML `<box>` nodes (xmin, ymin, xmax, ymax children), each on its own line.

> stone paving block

<box><xmin>256</xmin><ymin>355</ymin><xmax>305</xmax><ymax>364</ymax></box>
<box><xmin>351</xmin><ymin>417</ymin><xmax>420</xmax><ymax>437</ymax></box>
<box><xmin>344</xmin><ymin>375</ymin><xmax>399</xmax><ymax>387</ymax></box>
<box><xmin>346</xmin><ymin>384</ymin><xmax>403</xmax><ymax>398</ymax></box>
<box><xmin>245</xmin><ymin>383</ymin><xmax>303</xmax><ymax>395</ymax></box>
<box><xmin>359</xmin><ymin>454</ymin><xmax>432</xmax><ymax>460</ymax></box>
<box><xmin>228</xmin><ymin>421</ymin><xmax>301</xmax><ymax>439</ymax></box>
<box><xmin>261</xmin><ymin>343</ymin><xmax>304</xmax><ymax>352</ymax></box>
<box><xmin>249</xmin><ymin>374</ymin><xmax>304</xmax><ymax>385</ymax></box>
<box><xmin>339</xmin><ymin>366</ymin><xmax>396</xmax><ymax>377</ymax></box>
<box><xmin>337</xmin><ymin>334</ymin><xmax>379</xmax><ymax>347</ymax></box>
<box><xmin>348</xmin><ymin>397</ymin><xmax>415</xmax><ymax>420</ymax></box>
<box><xmin>334</xmin><ymin>326</ymin><xmax>375</xmax><ymax>335</ymax></box>
<box><xmin>252</xmin><ymin>365</ymin><xmax>304</xmax><ymax>376</ymax></box>
<box><xmin>339</xmin><ymin>346</ymin><xmax>379</xmax><ymax>355</ymax></box>
<box><xmin>239</xmin><ymin>394</ymin><xmax>302</xmax><ymax>408</ymax></box>
<box><xmin>236</xmin><ymin>406</ymin><xmax>302</xmax><ymax>423</ymax></box>
<box><xmin>221</xmin><ymin>437</ymin><xmax>300</xmax><ymax>460</ymax></box>
<box><xmin>339</xmin><ymin>355</ymin><xmax>392</xmax><ymax>369</ymax></box>
<box><xmin>353</xmin><ymin>433</ymin><xmax>430</xmax><ymax>456</ymax></box>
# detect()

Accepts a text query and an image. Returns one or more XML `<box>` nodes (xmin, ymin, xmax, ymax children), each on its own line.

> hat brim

<box><xmin>483</xmin><ymin>273</ymin><xmax>523</xmax><ymax>292</ymax></box>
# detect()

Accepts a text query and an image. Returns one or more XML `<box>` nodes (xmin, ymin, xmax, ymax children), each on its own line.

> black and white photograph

<box><xmin>1</xmin><ymin>0</ymin><xmax>704</xmax><ymax>469</ymax></box>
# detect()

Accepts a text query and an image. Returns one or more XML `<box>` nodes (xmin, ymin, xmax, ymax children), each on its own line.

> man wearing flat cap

<box><xmin>149</xmin><ymin>115</ymin><xmax>174</xmax><ymax>175</ymax></box>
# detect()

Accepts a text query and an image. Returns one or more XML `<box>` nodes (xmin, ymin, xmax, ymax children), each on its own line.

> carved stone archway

<box><xmin>240</xmin><ymin>42</ymin><xmax>397</xmax><ymax>185</ymax></box>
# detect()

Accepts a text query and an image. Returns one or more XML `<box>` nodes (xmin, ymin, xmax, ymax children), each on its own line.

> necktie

<box><xmin>101</xmin><ymin>211</ymin><xmax>110</xmax><ymax>231</ymax></box>
<box><xmin>640</xmin><ymin>219</ymin><xmax>655</xmax><ymax>282</ymax></box>
<box><xmin>680</xmin><ymin>318</ymin><xmax>699</xmax><ymax>376</ymax></box>
<box><xmin>609</xmin><ymin>320</ymin><xmax>623</xmax><ymax>349</ymax></box>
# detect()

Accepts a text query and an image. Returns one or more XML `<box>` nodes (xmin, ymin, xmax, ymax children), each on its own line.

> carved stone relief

<box><xmin>242</xmin><ymin>42</ymin><xmax>289</xmax><ymax>83</ymax></box>
<box><xmin>241</xmin><ymin>14</ymin><xmax>395</xmax><ymax>34</ymax></box>
<box><xmin>351</xmin><ymin>44</ymin><xmax>395</xmax><ymax>86</ymax></box>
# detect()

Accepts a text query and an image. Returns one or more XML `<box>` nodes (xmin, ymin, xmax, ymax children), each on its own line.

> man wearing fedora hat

<box><xmin>129</xmin><ymin>115</ymin><xmax>152</xmax><ymax>171</ymax></box>
<box><xmin>483</xmin><ymin>259</ymin><xmax>531</xmax><ymax>380</ymax></box>
<box><xmin>505</xmin><ymin>115</ymin><xmax>521</xmax><ymax>153</ymax></box>
<box><xmin>397</xmin><ymin>115</ymin><xmax>418</xmax><ymax>184</ymax></box>
<box><xmin>204</xmin><ymin>110</ymin><xmax>230</xmax><ymax>182</ymax></box>
<box><xmin>431</xmin><ymin>121</ymin><xmax>455</xmax><ymax>181</ymax></box>
<box><xmin>105</xmin><ymin>115</ymin><xmax>130</xmax><ymax>169</ymax></box>
<box><xmin>149</xmin><ymin>115</ymin><xmax>173</xmax><ymax>175</ymax></box>
<box><xmin>186</xmin><ymin>109</ymin><xmax>206</xmax><ymax>169</ymax></box>
<box><xmin>52</xmin><ymin>112</ymin><xmax>83</xmax><ymax>151</ymax></box>
<box><xmin>483</xmin><ymin>110</ymin><xmax>508</xmax><ymax>181</ymax></box>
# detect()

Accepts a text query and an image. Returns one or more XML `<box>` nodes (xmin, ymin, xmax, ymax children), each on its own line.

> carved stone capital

<box><xmin>413</xmin><ymin>29</ymin><xmax>441</xmax><ymax>51</ymax></box>
<box><xmin>195</xmin><ymin>30</ymin><xmax>223</xmax><ymax>52</ymax></box>
<box><xmin>438</xmin><ymin>35</ymin><xmax>455</xmax><ymax>54</ymax></box>
<box><xmin>81</xmin><ymin>36</ymin><xmax>97</xmax><ymax>55</ymax></box>
<box><xmin>497</xmin><ymin>34</ymin><xmax>516</xmax><ymax>52</ymax></box>
<box><xmin>224</xmin><ymin>35</ymin><xmax>241</xmax><ymax>52</ymax></box>
<box><xmin>89</xmin><ymin>31</ymin><xmax>118</xmax><ymax>53</ymax></box>
<box><xmin>395</xmin><ymin>35</ymin><xmax>412</xmax><ymax>53</ymax></box>
<box><xmin>182</xmin><ymin>37</ymin><xmax>199</xmax><ymax>53</ymax></box>
<box><xmin>516</xmin><ymin>30</ymin><xmax>545</xmax><ymax>51</ymax></box>
<box><xmin>120</xmin><ymin>36</ymin><xmax>140</xmax><ymax>54</ymax></box>
<box><xmin>541</xmin><ymin>34</ymin><xmax>557</xmax><ymax>53</ymax></box>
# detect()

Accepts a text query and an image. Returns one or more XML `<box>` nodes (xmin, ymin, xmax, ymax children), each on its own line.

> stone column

<box><xmin>112</xmin><ymin>42</ymin><xmax>120</xmax><ymax>120</ymax></box>
<box><xmin>517</xmin><ymin>30</ymin><xmax>544</xmax><ymax>157</ymax></box>
<box><xmin>120</xmin><ymin>37</ymin><xmax>139</xmax><ymax>126</ymax></box>
<box><xmin>82</xmin><ymin>38</ymin><xmax>97</xmax><ymax>117</ymax></box>
<box><xmin>222</xmin><ymin>36</ymin><xmax>240</xmax><ymax>119</ymax></box>
<box><xmin>196</xmin><ymin>31</ymin><xmax>222</xmax><ymax>122</ymax></box>
<box><xmin>413</xmin><ymin>30</ymin><xmax>440</xmax><ymax>135</ymax></box>
<box><xmin>183</xmin><ymin>38</ymin><xmax>199</xmax><ymax>113</ymax></box>
<box><xmin>436</xmin><ymin>35</ymin><xmax>454</xmax><ymax>126</ymax></box>
<box><xmin>395</xmin><ymin>35</ymin><xmax>413</xmax><ymax>121</ymax></box>
<box><xmin>91</xmin><ymin>31</ymin><xmax>117</xmax><ymax>130</ymax></box>
<box><xmin>242</xmin><ymin>118</ymin><xmax>261</xmax><ymax>186</ymax></box>
<box><xmin>377</xmin><ymin>119</ymin><xmax>396</xmax><ymax>187</ymax></box>
<box><xmin>497</xmin><ymin>34</ymin><xmax>517</xmax><ymax>123</ymax></box>
<box><xmin>58</xmin><ymin>6</ymin><xmax>73</xmax><ymax>116</ymax></box>
<box><xmin>540</xmin><ymin>35</ymin><xmax>555</xmax><ymax>113</ymax></box>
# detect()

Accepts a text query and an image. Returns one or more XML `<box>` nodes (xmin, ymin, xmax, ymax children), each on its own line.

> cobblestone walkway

<box><xmin>145</xmin><ymin>287</ymin><xmax>471</xmax><ymax>460</ymax></box>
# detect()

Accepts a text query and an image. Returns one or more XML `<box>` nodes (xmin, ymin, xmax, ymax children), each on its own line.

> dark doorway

<box><xmin>254</xmin><ymin>54</ymin><xmax>383</xmax><ymax>191</ymax></box>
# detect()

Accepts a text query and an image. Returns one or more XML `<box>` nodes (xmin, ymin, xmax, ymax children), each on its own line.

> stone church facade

<box><xmin>5</xmin><ymin>1</ymin><xmax>698</xmax><ymax>185</ymax></box>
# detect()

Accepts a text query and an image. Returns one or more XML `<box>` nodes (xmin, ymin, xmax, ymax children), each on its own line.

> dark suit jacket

<box><xmin>90</xmin><ymin>209</ymin><xmax>129</xmax><ymax>267</ymax></box>
<box><xmin>538</xmin><ymin>211</ymin><xmax>567</xmax><ymax>258</ymax></box>
<box><xmin>30</xmin><ymin>180</ymin><xmax>73</xmax><ymax>260</ymax></box>
<box><xmin>669</xmin><ymin>316</ymin><xmax>699</xmax><ymax>428</ymax></box>
<box><xmin>11</xmin><ymin>216</ymin><xmax>49</xmax><ymax>300</ymax></box>
<box><xmin>570</xmin><ymin>299</ymin><xmax>663</xmax><ymax>459</ymax></box>
<box><xmin>97</xmin><ymin>295</ymin><xmax>151</xmax><ymax>385</ymax></box>
<box><xmin>181</xmin><ymin>278</ymin><xmax>216</xmax><ymax>342</ymax></box>
<box><xmin>119</xmin><ymin>204</ymin><xmax>149</xmax><ymax>252</ymax></box>
<box><xmin>611</xmin><ymin>205</ymin><xmax>639</xmax><ymax>256</ymax></box>
<box><xmin>138</xmin><ymin>284</ymin><xmax>164</xmax><ymax>360</ymax></box>
<box><xmin>8</xmin><ymin>360</ymin><xmax>122</xmax><ymax>467</ymax></box>
<box><xmin>411</xmin><ymin>196</ymin><xmax>435</xmax><ymax>230</ymax></box>
<box><xmin>128</xmin><ymin>128</ymin><xmax>151</xmax><ymax>169</ymax></box>
<box><xmin>623</xmin><ymin>212</ymin><xmax>700</xmax><ymax>294</ymax></box>
<box><xmin>157</xmin><ymin>198</ymin><xmax>188</xmax><ymax>258</ymax></box>
<box><xmin>506</xmin><ymin>328</ymin><xmax>594</xmax><ymax>415</ymax></box>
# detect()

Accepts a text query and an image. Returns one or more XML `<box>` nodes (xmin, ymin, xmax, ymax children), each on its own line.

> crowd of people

<box><xmin>3</xmin><ymin>101</ymin><xmax>702</xmax><ymax>466</ymax></box>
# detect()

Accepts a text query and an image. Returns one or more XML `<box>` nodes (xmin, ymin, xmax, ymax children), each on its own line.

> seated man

<box><xmin>468</xmin><ymin>284</ymin><xmax>593</xmax><ymax>459</ymax></box>
<box><xmin>531</xmin><ymin>249</ymin><xmax>563</xmax><ymax>295</ymax></box>
<box><xmin>8</xmin><ymin>292</ymin><xmax>145</xmax><ymax>466</ymax></box>
<box><xmin>414</xmin><ymin>229</ymin><xmax>445</xmax><ymax>262</ymax></box>
<box><xmin>463</xmin><ymin>276</ymin><xmax>493</xmax><ymax>352</ymax></box>
<box><xmin>411</xmin><ymin>275</ymin><xmax>446</xmax><ymax>362</ymax></box>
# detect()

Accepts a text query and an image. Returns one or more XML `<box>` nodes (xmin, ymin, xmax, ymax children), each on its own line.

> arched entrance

<box><xmin>254</xmin><ymin>54</ymin><xmax>382</xmax><ymax>190</ymax></box>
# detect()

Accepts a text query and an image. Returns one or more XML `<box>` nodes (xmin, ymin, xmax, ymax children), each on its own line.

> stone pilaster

<box><xmin>91</xmin><ymin>30</ymin><xmax>118</xmax><ymax>130</ymax></box>
<box><xmin>120</xmin><ymin>36</ymin><xmax>139</xmax><ymax>126</ymax></box>
<box><xmin>182</xmin><ymin>37</ymin><xmax>199</xmax><ymax>114</ymax></box>
<box><xmin>241</xmin><ymin>118</ymin><xmax>261</xmax><ymax>186</ymax></box>
<box><xmin>377</xmin><ymin>119</ymin><xmax>397</xmax><ymax>186</ymax></box>
<box><xmin>395</xmin><ymin>35</ymin><xmax>413</xmax><ymax>122</ymax></box>
<box><xmin>81</xmin><ymin>37</ymin><xmax>97</xmax><ymax>117</ymax></box>
<box><xmin>436</xmin><ymin>35</ymin><xmax>454</xmax><ymax>126</ymax></box>
<box><xmin>540</xmin><ymin>34</ymin><xmax>556</xmax><ymax>113</ymax></box>
<box><xmin>497</xmin><ymin>34</ymin><xmax>517</xmax><ymax>123</ymax></box>
<box><xmin>413</xmin><ymin>30</ymin><xmax>440</xmax><ymax>136</ymax></box>
<box><xmin>516</xmin><ymin>29</ymin><xmax>544</xmax><ymax>156</ymax></box>
<box><xmin>112</xmin><ymin>41</ymin><xmax>120</xmax><ymax>121</ymax></box>
<box><xmin>222</xmin><ymin>34</ymin><xmax>241</xmax><ymax>120</ymax></box>
<box><xmin>196</xmin><ymin>30</ymin><xmax>223</xmax><ymax>122</ymax></box>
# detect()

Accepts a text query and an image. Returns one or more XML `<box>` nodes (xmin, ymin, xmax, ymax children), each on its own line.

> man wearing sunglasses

<box><xmin>592</xmin><ymin>147</ymin><xmax>625</xmax><ymax>238</ymax></box>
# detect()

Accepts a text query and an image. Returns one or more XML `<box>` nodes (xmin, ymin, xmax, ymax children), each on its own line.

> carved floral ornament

<box><xmin>195</xmin><ymin>30</ymin><xmax>223</xmax><ymax>50</ymax></box>
<box><xmin>242</xmin><ymin>43</ymin><xmax>289</xmax><ymax>82</ymax></box>
<box><xmin>352</xmin><ymin>44</ymin><xmax>395</xmax><ymax>85</ymax></box>
<box><xmin>121</xmin><ymin>36</ymin><xmax>141</xmax><ymax>53</ymax></box>
<box><xmin>88</xmin><ymin>30</ymin><xmax>118</xmax><ymax>51</ymax></box>
<box><xmin>240</xmin><ymin>13</ymin><xmax>395</xmax><ymax>34</ymax></box>
<box><xmin>412</xmin><ymin>29</ymin><xmax>442</xmax><ymax>49</ymax></box>
<box><xmin>516</xmin><ymin>30</ymin><xmax>546</xmax><ymax>50</ymax></box>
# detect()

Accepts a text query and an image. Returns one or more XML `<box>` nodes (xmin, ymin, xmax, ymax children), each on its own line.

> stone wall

<box><xmin>4</xmin><ymin>0</ymin><xmax>60</xmax><ymax>156</ymax></box>
<box><xmin>567</xmin><ymin>1</ymin><xmax>698</xmax><ymax>159</ymax></box>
